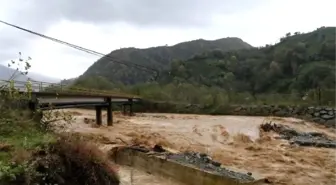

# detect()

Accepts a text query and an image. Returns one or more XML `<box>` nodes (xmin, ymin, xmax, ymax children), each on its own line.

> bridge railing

<box><xmin>0</xmin><ymin>79</ymin><xmax>140</xmax><ymax>98</ymax></box>
<box><xmin>0</xmin><ymin>79</ymin><xmax>59</xmax><ymax>92</ymax></box>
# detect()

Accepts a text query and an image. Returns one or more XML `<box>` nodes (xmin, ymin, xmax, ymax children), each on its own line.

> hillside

<box><xmin>26</xmin><ymin>72</ymin><xmax>60</xmax><ymax>83</ymax></box>
<box><xmin>73</xmin><ymin>27</ymin><xmax>335</xmax><ymax>106</ymax></box>
<box><xmin>60</xmin><ymin>77</ymin><xmax>77</xmax><ymax>86</ymax></box>
<box><xmin>0</xmin><ymin>64</ymin><xmax>29</xmax><ymax>81</ymax></box>
<box><xmin>0</xmin><ymin>64</ymin><xmax>60</xmax><ymax>83</ymax></box>
<box><xmin>80</xmin><ymin>37</ymin><xmax>252</xmax><ymax>84</ymax></box>
<box><xmin>156</xmin><ymin>27</ymin><xmax>335</xmax><ymax>96</ymax></box>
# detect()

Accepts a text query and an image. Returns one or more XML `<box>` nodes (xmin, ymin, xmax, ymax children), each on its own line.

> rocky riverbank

<box><xmin>230</xmin><ymin>105</ymin><xmax>336</xmax><ymax>128</ymax></box>
<box><xmin>260</xmin><ymin>122</ymin><xmax>336</xmax><ymax>148</ymax></box>
<box><xmin>136</xmin><ymin>101</ymin><xmax>336</xmax><ymax>128</ymax></box>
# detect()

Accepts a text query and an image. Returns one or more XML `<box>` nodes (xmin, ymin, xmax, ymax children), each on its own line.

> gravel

<box><xmin>260</xmin><ymin>122</ymin><xmax>336</xmax><ymax>148</ymax></box>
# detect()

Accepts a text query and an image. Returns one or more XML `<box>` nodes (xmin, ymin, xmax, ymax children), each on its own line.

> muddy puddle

<box><xmin>53</xmin><ymin>109</ymin><xmax>336</xmax><ymax>185</ymax></box>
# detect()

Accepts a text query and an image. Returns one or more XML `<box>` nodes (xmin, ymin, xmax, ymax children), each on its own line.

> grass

<box><xmin>0</xmin><ymin>121</ymin><xmax>55</xmax><ymax>162</ymax></box>
<box><xmin>0</xmin><ymin>117</ymin><xmax>56</xmax><ymax>184</ymax></box>
<box><xmin>0</xmin><ymin>115</ymin><xmax>120</xmax><ymax>185</ymax></box>
<box><xmin>53</xmin><ymin>133</ymin><xmax>120</xmax><ymax>184</ymax></box>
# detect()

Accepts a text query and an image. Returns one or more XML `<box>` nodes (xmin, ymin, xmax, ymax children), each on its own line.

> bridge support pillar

<box><xmin>128</xmin><ymin>99</ymin><xmax>133</xmax><ymax>116</ymax></box>
<box><xmin>121</xmin><ymin>105</ymin><xmax>126</xmax><ymax>115</ymax></box>
<box><xmin>95</xmin><ymin>106</ymin><xmax>102</xmax><ymax>125</ymax></box>
<box><xmin>107</xmin><ymin>98</ymin><xmax>113</xmax><ymax>126</ymax></box>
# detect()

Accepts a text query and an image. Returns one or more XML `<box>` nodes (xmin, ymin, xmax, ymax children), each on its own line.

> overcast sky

<box><xmin>0</xmin><ymin>0</ymin><xmax>335</xmax><ymax>80</ymax></box>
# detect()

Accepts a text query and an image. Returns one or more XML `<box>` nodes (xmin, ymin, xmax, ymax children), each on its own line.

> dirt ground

<box><xmin>55</xmin><ymin>109</ymin><xmax>336</xmax><ymax>185</ymax></box>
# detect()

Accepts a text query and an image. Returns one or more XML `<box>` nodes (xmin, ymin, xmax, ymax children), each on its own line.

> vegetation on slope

<box><xmin>81</xmin><ymin>37</ymin><xmax>252</xmax><ymax>84</ymax></box>
<box><xmin>72</xmin><ymin>27</ymin><xmax>335</xmax><ymax>108</ymax></box>
<box><xmin>160</xmin><ymin>27</ymin><xmax>335</xmax><ymax>94</ymax></box>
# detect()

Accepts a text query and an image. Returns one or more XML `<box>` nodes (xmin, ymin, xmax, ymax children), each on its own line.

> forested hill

<box><xmin>80</xmin><ymin>37</ymin><xmax>252</xmax><ymax>84</ymax></box>
<box><xmin>71</xmin><ymin>27</ymin><xmax>335</xmax><ymax>105</ymax></box>
<box><xmin>159</xmin><ymin>27</ymin><xmax>335</xmax><ymax>94</ymax></box>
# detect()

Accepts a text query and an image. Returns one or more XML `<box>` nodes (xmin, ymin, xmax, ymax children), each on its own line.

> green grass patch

<box><xmin>0</xmin><ymin>152</ymin><xmax>11</xmax><ymax>162</ymax></box>
<box><xmin>0</xmin><ymin>119</ymin><xmax>56</xmax><ymax>183</ymax></box>
<box><xmin>0</xmin><ymin>121</ymin><xmax>55</xmax><ymax>162</ymax></box>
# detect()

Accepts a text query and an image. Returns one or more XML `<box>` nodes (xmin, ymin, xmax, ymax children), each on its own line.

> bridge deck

<box><xmin>0</xmin><ymin>79</ymin><xmax>140</xmax><ymax>99</ymax></box>
<box><xmin>31</xmin><ymin>91</ymin><xmax>140</xmax><ymax>99</ymax></box>
<box><xmin>1</xmin><ymin>79</ymin><xmax>140</xmax><ymax>126</ymax></box>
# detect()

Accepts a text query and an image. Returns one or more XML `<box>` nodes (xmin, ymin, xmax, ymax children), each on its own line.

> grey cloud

<box><xmin>0</xmin><ymin>24</ymin><xmax>36</xmax><ymax>62</ymax></box>
<box><xmin>0</xmin><ymin>0</ymin><xmax>264</xmax><ymax>66</ymax></box>
<box><xmin>12</xmin><ymin>0</ymin><xmax>264</xmax><ymax>29</ymax></box>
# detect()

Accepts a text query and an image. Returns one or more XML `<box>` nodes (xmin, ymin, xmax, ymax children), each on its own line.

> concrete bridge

<box><xmin>0</xmin><ymin>79</ymin><xmax>141</xmax><ymax>126</ymax></box>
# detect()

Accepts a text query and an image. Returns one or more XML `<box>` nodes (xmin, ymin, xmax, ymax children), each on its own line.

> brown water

<box><xmin>54</xmin><ymin>109</ymin><xmax>336</xmax><ymax>185</ymax></box>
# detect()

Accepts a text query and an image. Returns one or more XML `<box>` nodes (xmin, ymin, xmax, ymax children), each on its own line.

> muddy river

<box><xmin>54</xmin><ymin>109</ymin><xmax>336</xmax><ymax>185</ymax></box>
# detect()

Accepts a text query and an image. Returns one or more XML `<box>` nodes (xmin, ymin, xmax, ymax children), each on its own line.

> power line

<box><xmin>0</xmin><ymin>19</ymin><xmax>160</xmax><ymax>79</ymax></box>
<box><xmin>0</xmin><ymin>20</ymin><xmax>243</xmax><ymax>101</ymax></box>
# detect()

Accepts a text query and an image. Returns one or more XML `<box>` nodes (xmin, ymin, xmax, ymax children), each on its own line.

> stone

<box><xmin>328</xmin><ymin>111</ymin><xmax>334</xmax><ymax>116</ymax></box>
<box><xmin>313</xmin><ymin>112</ymin><xmax>320</xmax><ymax>117</ymax></box>
<box><xmin>320</xmin><ymin>110</ymin><xmax>327</xmax><ymax>114</ymax></box>
<box><xmin>325</xmin><ymin>120</ymin><xmax>336</xmax><ymax>127</ymax></box>
<box><xmin>211</xmin><ymin>161</ymin><xmax>221</xmax><ymax>167</ymax></box>
<box><xmin>153</xmin><ymin>144</ymin><xmax>166</xmax><ymax>153</ymax></box>
<box><xmin>325</xmin><ymin>107</ymin><xmax>333</xmax><ymax>111</ymax></box>
<box><xmin>307</xmin><ymin>108</ymin><xmax>315</xmax><ymax>114</ymax></box>
<box><xmin>312</xmin><ymin>117</ymin><xmax>325</xmax><ymax>123</ymax></box>
<box><xmin>321</xmin><ymin>114</ymin><xmax>335</xmax><ymax>120</ymax></box>
<box><xmin>303</xmin><ymin>114</ymin><xmax>313</xmax><ymax>119</ymax></box>
<box><xmin>275</xmin><ymin>110</ymin><xmax>288</xmax><ymax>117</ymax></box>
<box><xmin>234</xmin><ymin>106</ymin><xmax>243</xmax><ymax>111</ymax></box>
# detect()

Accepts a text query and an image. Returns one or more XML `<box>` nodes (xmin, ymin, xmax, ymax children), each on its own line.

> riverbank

<box><xmin>0</xmin><ymin>119</ymin><xmax>119</xmax><ymax>185</ymax></box>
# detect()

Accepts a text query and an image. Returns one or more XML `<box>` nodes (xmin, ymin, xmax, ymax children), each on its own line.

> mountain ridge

<box><xmin>0</xmin><ymin>64</ymin><xmax>61</xmax><ymax>83</ymax></box>
<box><xmin>80</xmin><ymin>37</ymin><xmax>253</xmax><ymax>84</ymax></box>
